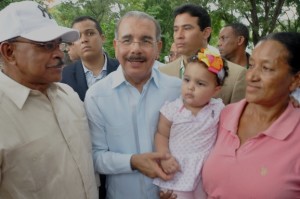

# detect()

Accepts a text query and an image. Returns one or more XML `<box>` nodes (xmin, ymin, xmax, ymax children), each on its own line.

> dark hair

<box><xmin>187</xmin><ymin>51</ymin><xmax>229</xmax><ymax>86</ymax></box>
<box><xmin>261</xmin><ymin>32</ymin><xmax>300</xmax><ymax>74</ymax></box>
<box><xmin>71</xmin><ymin>16</ymin><xmax>103</xmax><ymax>34</ymax></box>
<box><xmin>225</xmin><ymin>22</ymin><xmax>249</xmax><ymax>46</ymax></box>
<box><xmin>174</xmin><ymin>4</ymin><xmax>211</xmax><ymax>42</ymax></box>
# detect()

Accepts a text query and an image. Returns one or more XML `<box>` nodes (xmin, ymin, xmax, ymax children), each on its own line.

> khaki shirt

<box><xmin>0</xmin><ymin>71</ymin><xmax>98</xmax><ymax>199</ymax></box>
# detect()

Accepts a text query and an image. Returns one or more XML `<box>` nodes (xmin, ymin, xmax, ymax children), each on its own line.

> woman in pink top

<box><xmin>154</xmin><ymin>49</ymin><xmax>228</xmax><ymax>199</ymax></box>
<box><xmin>201</xmin><ymin>32</ymin><xmax>300</xmax><ymax>198</ymax></box>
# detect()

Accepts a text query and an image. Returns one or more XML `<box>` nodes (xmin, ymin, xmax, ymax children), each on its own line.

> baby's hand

<box><xmin>160</xmin><ymin>155</ymin><xmax>180</xmax><ymax>174</ymax></box>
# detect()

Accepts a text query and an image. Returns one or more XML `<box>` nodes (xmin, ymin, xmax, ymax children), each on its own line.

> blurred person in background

<box><xmin>218</xmin><ymin>22</ymin><xmax>250</xmax><ymax>68</ymax></box>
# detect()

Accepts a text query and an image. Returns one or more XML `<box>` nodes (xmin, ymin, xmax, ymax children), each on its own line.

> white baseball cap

<box><xmin>0</xmin><ymin>1</ymin><xmax>79</xmax><ymax>43</ymax></box>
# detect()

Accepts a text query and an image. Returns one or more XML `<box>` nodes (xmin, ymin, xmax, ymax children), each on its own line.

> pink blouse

<box><xmin>203</xmin><ymin>99</ymin><xmax>300</xmax><ymax>199</ymax></box>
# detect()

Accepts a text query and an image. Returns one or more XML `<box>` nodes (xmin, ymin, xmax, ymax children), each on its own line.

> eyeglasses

<box><xmin>9</xmin><ymin>39</ymin><xmax>66</xmax><ymax>52</ymax></box>
<box><xmin>116</xmin><ymin>38</ymin><xmax>156</xmax><ymax>49</ymax></box>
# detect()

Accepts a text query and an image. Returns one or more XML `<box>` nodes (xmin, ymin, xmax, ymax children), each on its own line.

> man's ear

<box><xmin>156</xmin><ymin>40</ymin><xmax>163</xmax><ymax>59</ymax></box>
<box><xmin>202</xmin><ymin>27</ymin><xmax>212</xmax><ymax>41</ymax></box>
<box><xmin>0</xmin><ymin>42</ymin><xmax>16</xmax><ymax>64</ymax></box>
<box><xmin>113</xmin><ymin>39</ymin><xmax>118</xmax><ymax>58</ymax></box>
<box><xmin>289</xmin><ymin>71</ymin><xmax>300</xmax><ymax>92</ymax></box>
<box><xmin>237</xmin><ymin>36</ymin><xmax>245</xmax><ymax>46</ymax></box>
<box><xmin>100</xmin><ymin>33</ymin><xmax>106</xmax><ymax>43</ymax></box>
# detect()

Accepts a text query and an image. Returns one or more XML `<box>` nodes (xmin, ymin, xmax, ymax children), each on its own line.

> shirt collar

<box><xmin>0</xmin><ymin>70</ymin><xmax>67</xmax><ymax>109</ymax></box>
<box><xmin>82</xmin><ymin>53</ymin><xmax>107</xmax><ymax>74</ymax></box>
<box><xmin>111</xmin><ymin>66</ymin><xmax>159</xmax><ymax>89</ymax></box>
<box><xmin>0</xmin><ymin>70</ymin><xmax>30</xmax><ymax>109</ymax></box>
<box><xmin>263</xmin><ymin>102</ymin><xmax>300</xmax><ymax>140</ymax></box>
<box><xmin>223</xmin><ymin>99</ymin><xmax>300</xmax><ymax>140</ymax></box>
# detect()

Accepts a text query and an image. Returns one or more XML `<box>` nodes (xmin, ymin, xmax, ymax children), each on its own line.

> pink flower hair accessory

<box><xmin>197</xmin><ymin>48</ymin><xmax>225</xmax><ymax>82</ymax></box>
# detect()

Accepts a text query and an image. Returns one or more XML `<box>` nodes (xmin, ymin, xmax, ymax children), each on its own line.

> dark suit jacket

<box><xmin>61</xmin><ymin>56</ymin><xmax>119</xmax><ymax>101</ymax></box>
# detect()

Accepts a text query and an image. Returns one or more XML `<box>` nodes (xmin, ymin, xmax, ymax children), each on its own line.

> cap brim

<box><xmin>21</xmin><ymin>25</ymin><xmax>79</xmax><ymax>43</ymax></box>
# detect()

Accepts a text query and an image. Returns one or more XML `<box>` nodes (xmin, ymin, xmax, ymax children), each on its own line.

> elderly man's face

<box><xmin>3</xmin><ymin>37</ymin><xmax>65</xmax><ymax>87</ymax></box>
<box><xmin>113</xmin><ymin>17</ymin><xmax>162</xmax><ymax>86</ymax></box>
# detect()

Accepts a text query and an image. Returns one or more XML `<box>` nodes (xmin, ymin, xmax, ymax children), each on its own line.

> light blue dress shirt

<box><xmin>84</xmin><ymin>67</ymin><xmax>181</xmax><ymax>199</ymax></box>
<box><xmin>83</xmin><ymin>53</ymin><xmax>108</xmax><ymax>88</ymax></box>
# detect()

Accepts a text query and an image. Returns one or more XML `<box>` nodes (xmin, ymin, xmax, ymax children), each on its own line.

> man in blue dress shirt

<box><xmin>84</xmin><ymin>11</ymin><xmax>181</xmax><ymax>199</ymax></box>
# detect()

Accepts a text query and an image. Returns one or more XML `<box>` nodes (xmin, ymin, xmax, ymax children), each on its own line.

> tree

<box><xmin>278</xmin><ymin>0</ymin><xmax>300</xmax><ymax>32</ymax></box>
<box><xmin>2</xmin><ymin>0</ymin><xmax>298</xmax><ymax>57</ymax></box>
<box><xmin>211</xmin><ymin>0</ymin><xmax>299</xmax><ymax>45</ymax></box>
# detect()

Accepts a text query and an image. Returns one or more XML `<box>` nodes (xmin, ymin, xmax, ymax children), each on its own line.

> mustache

<box><xmin>127</xmin><ymin>55</ymin><xmax>146</xmax><ymax>62</ymax></box>
<box><xmin>46</xmin><ymin>59</ymin><xmax>64</xmax><ymax>68</ymax></box>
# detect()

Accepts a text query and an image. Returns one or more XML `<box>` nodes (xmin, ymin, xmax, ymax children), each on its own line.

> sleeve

<box><xmin>160</xmin><ymin>99</ymin><xmax>178</xmax><ymax>122</ymax></box>
<box><xmin>84</xmin><ymin>92</ymin><xmax>133</xmax><ymax>175</ymax></box>
<box><xmin>230</xmin><ymin>67</ymin><xmax>247</xmax><ymax>103</ymax></box>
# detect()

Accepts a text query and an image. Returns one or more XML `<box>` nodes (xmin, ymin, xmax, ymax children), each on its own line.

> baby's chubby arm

<box><xmin>154</xmin><ymin>113</ymin><xmax>180</xmax><ymax>175</ymax></box>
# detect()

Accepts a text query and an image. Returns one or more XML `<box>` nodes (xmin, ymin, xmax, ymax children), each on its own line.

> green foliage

<box><xmin>1</xmin><ymin>0</ymin><xmax>298</xmax><ymax>58</ymax></box>
<box><xmin>102</xmin><ymin>19</ymin><xmax>117</xmax><ymax>58</ymax></box>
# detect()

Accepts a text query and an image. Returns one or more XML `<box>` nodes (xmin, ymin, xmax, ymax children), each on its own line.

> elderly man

<box><xmin>84</xmin><ymin>11</ymin><xmax>181</xmax><ymax>199</ymax></box>
<box><xmin>0</xmin><ymin>1</ymin><xmax>98</xmax><ymax>199</ymax></box>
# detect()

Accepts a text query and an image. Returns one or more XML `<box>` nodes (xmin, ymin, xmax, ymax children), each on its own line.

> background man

<box><xmin>168</xmin><ymin>42</ymin><xmax>181</xmax><ymax>63</ymax></box>
<box><xmin>218</xmin><ymin>22</ymin><xmax>250</xmax><ymax>68</ymax></box>
<box><xmin>61</xmin><ymin>16</ymin><xmax>119</xmax><ymax>101</ymax></box>
<box><xmin>66</xmin><ymin>41</ymin><xmax>80</xmax><ymax>62</ymax></box>
<box><xmin>84</xmin><ymin>11</ymin><xmax>181</xmax><ymax>199</ymax></box>
<box><xmin>0</xmin><ymin>1</ymin><xmax>98</xmax><ymax>198</ymax></box>
<box><xmin>159</xmin><ymin>4</ymin><xmax>247</xmax><ymax>105</ymax></box>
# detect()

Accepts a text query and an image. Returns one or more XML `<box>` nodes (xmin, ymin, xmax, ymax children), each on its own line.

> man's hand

<box><xmin>161</xmin><ymin>155</ymin><xmax>180</xmax><ymax>174</ymax></box>
<box><xmin>159</xmin><ymin>189</ymin><xmax>177</xmax><ymax>199</ymax></box>
<box><xmin>130</xmin><ymin>152</ymin><xmax>174</xmax><ymax>181</ymax></box>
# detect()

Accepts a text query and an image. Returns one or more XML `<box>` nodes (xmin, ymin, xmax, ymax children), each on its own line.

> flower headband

<box><xmin>197</xmin><ymin>48</ymin><xmax>225</xmax><ymax>83</ymax></box>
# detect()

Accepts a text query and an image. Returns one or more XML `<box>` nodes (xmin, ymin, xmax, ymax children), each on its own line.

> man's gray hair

<box><xmin>114</xmin><ymin>11</ymin><xmax>161</xmax><ymax>41</ymax></box>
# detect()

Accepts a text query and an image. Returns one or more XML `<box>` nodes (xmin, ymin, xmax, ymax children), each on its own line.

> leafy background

<box><xmin>1</xmin><ymin>0</ymin><xmax>299</xmax><ymax>61</ymax></box>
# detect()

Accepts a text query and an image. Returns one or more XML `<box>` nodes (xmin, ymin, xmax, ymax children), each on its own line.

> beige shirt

<box><xmin>0</xmin><ymin>71</ymin><xmax>98</xmax><ymax>199</ymax></box>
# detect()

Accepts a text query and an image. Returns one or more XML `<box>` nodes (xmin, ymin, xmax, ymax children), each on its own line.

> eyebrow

<box><xmin>120</xmin><ymin>35</ymin><xmax>154</xmax><ymax>40</ymax></box>
<box><xmin>141</xmin><ymin>35</ymin><xmax>154</xmax><ymax>40</ymax></box>
<box><xmin>174</xmin><ymin>24</ymin><xmax>194</xmax><ymax>28</ymax></box>
<box><xmin>81</xmin><ymin>28</ymin><xmax>97</xmax><ymax>33</ymax></box>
